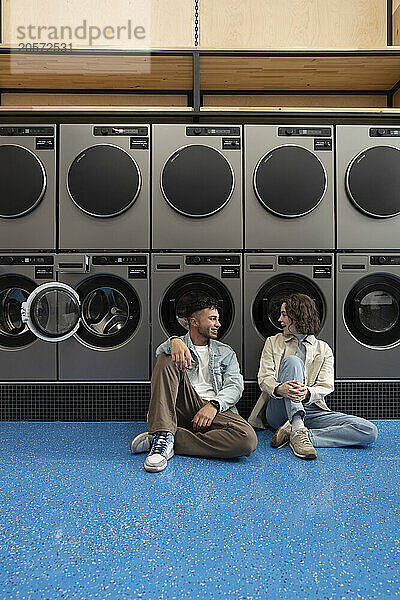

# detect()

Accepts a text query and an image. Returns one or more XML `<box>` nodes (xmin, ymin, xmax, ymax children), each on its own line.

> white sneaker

<box><xmin>144</xmin><ymin>431</ymin><xmax>174</xmax><ymax>473</ymax></box>
<box><xmin>130</xmin><ymin>432</ymin><xmax>154</xmax><ymax>454</ymax></box>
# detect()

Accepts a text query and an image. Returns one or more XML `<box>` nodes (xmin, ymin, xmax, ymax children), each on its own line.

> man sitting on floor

<box><xmin>130</xmin><ymin>295</ymin><xmax>258</xmax><ymax>472</ymax></box>
<box><xmin>248</xmin><ymin>292</ymin><xmax>378</xmax><ymax>460</ymax></box>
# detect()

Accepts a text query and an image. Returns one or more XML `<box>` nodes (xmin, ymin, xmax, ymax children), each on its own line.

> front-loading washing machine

<box><xmin>244</xmin><ymin>125</ymin><xmax>334</xmax><ymax>250</ymax></box>
<box><xmin>59</xmin><ymin>125</ymin><xmax>150</xmax><ymax>251</ymax></box>
<box><xmin>0</xmin><ymin>254</ymin><xmax>57</xmax><ymax>380</ymax></box>
<box><xmin>244</xmin><ymin>253</ymin><xmax>334</xmax><ymax>379</ymax></box>
<box><xmin>337</xmin><ymin>253</ymin><xmax>400</xmax><ymax>378</ymax></box>
<box><xmin>337</xmin><ymin>125</ymin><xmax>400</xmax><ymax>250</ymax></box>
<box><xmin>152</xmin><ymin>125</ymin><xmax>242</xmax><ymax>250</ymax></box>
<box><xmin>152</xmin><ymin>253</ymin><xmax>242</xmax><ymax>364</ymax></box>
<box><xmin>21</xmin><ymin>254</ymin><xmax>150</xmax><ymax>380</ymax></box>
<box><xmin>0</xmin><ymin>125</ymin><xmax>56</xmax><ymax>251</ymax></box>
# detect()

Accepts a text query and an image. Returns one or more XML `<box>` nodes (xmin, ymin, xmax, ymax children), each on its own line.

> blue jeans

<box><xmin>265</xmin><ymin>356</ymin><xmax>378</xmax><ymax>447</ymax></box>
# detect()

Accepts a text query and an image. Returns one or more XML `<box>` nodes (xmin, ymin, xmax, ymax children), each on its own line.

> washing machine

<box><xmin>152</xmin><ymin>253</ymin><xmax>242</xmax><ymax>364</ymax></box>
<box><xmin>152</xmin><ymin>125</ymin><xmax>242</xmax><ymax>250</ymax></box>
<box><xmin>244</xmin><ymin>253</ymin><xmax>334</xmax><ymax>379</ymax></box>
<box><xmin>59</xmin><ymin>125</ymin><xmax>150</xmax><ymax>251</ymax></box>
<box><xmin>337</xmin><ymin>125</ymin><xmax>400</xmax><ymax>250</ymax></box>
<box><xmin>244</xmin><ymin>125</ymin><xmax>334</xmax><ymax>251</ymax></box>
<box><xmin>0</xmin><ymin>125</ymin><xmax>56</xmax><ymax>251</ymax></box>
<box><xmin>21</xmin><ymin>254</ymin><xmax>150</xmax><ymax>380</ymax></box>
<box><xmin>337</xmin><ymin>253</ymin><xmax>400</xmax><ymax>379</ymax></box>
<box><xmin>0</xmin><ymin>254</ymin><xmax>57</xmax><ymax>380</ymax></box>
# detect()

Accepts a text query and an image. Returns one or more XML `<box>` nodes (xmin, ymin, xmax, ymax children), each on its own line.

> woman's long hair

<box><xmin>282</xmin><ymin>293</ymin><xmax>321</xmax><ymax>335</ymax></box>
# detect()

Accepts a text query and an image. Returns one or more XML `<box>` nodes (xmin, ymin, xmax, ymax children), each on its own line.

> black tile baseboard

<box><xmin>0</xmin><ymin>381</ymin><xmax>398</xmax><ymax>421</ymax></box>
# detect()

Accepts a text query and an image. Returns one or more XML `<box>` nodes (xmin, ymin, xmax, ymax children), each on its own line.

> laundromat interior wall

<box><xmin>1</xmin><ymin>0</ymin><xmax>400</xmax><ymax>421</ymax></box>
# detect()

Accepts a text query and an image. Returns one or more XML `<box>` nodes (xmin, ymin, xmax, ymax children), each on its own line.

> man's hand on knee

<box><xmin>192</xmin><ymin>403</ymin><xmax>218</xmax><ymax>432</ymax></box>
<box><xmin>275</xmin><ymin>380</ymin><xmax>308</xmax><ymax>402</ymax></box>
<box><xmin>171</xmin><ymin>338</ymin><xmax>192</xmax><ymax>370</ymax></box>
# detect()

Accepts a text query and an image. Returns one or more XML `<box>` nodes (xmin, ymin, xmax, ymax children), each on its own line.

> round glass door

<box><xmin>252</xmin><ymin>274</ymin><xmax>325</xmax><ymax>338</ymax></box>
<box><xmin>0</xmin><ymin>275</ymin><xmax>38</xmax><ymax>348</ymax></box>
<box><xmin>160</xmin><ymin>274</ymin><xmax>234</xmax><ymax>338</ymax></box>
<box><xmin>75</xmin><ymin>275</ymin><xmax>141</xmax><ymax>349</ymax></box>
<box><xmin>254</xmin><ymin>146</ymin><xmax>326</xmax><ymax>217</ymax></box>
<box><xmin>161</xmin><ymin>145</ymin><xmax>234</xmax><ymax>217</ymax></box>
<box><xmin>21</xmin><ymin>283</ymin><xmax>81</xmax><ymax>342</ymax></box>
<box><xmin>67</xmin><ymin>144</ymin><xmax>141</xmax><ymax>217</ymax></box>
<box><xmin>346</xmin><ymin>146</ymin><xmax>400</xmax><ymax>218</ymax></box>
<box><xmin>0</xmin><ymin>145</ymin><xmax>46</xmax><ymax>218</ymax></box>
<box><xmin>343</xmin><ymin>274</ymin><xmax>400</xmax><ymax>347</ymax></box>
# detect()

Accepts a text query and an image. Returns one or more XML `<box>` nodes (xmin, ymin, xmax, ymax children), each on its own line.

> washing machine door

<box><xmin>21</xmin><ymin>282</ymin><xmax>81</xmax><ymax>342</ymax></box>
<box><xmin>252</xmin><ymin>274</ymin><xmax>325</xmax><ymax>338</ymax></box>
<box><xmin>0</xmin><ymin>145</ymin><xmax>46</xmax><ymax>218</ymax></box>
<box><xmin>67</xmin><ymin>144</ymin><xmax>141</xmax><ymax>217</ymax></box>
<box><xmin>253</xmin><ymin>145</ymin><xmax>326</xmax><ymax>217</ymax></box>
<box><xmin>0</xmin><ymin>274</ymin><xmax>41</xmax><ymax>348</ymax></box>
<box><xmin>160</xmin><ymin>274</ymin><xmax>234</xmax><ymax>338</ymax></box>
<box><xmin>74</xmin><ymin>275</ymin><xmax>141</xmax><ymax>350</ymax></box>
<box><xmin>346</xmin><ymin>146</ymin><xmax>400</xmax><ymax>218</ymax></box>
<box><xmin>343</xmin><ymin>274</ymin><xmax>400</xmax><ymax>348</ymax></box>
<box><xmin>161</xmin><ymin>145</ymin><xmax>234</xmax><ymax>217</ymax></box>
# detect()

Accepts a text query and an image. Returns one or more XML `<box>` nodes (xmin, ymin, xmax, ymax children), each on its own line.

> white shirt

<box><xmin>191</xmin><ymin>345</ymin><xmax>217</xmax><ymax>402</ymax></box>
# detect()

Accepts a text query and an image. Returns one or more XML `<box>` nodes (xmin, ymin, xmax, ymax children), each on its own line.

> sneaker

<box><xmin>130</xmin><ymin>432</ymin><xmax>153</xmax><ymax>454</ymax></box>
<box><xmin>144</xmin><ymin>431</ymin><xmax>174</xmax><ymax>473</ymax></box>
<box><xmin>289</xmin><ymin>427</ymin><xmax>317</xmax><ymax>460</ymax></box>
<box><xmin>270</xmin><ymin>420</ymin><xmax>291</xmax><ymax>448</ymax></box>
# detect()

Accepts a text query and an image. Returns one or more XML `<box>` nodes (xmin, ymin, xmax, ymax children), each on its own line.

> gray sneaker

<box><xmin>144</xmin><ymin>431</ymin><xmax>174</xmax><ymax>473</ymax></box>
<box><xmin>289</xmin><ymin>427</ymin><xmax>317</xmax><ymax>460</ymax></box>
<box><xmin>270</xmin><ymin>420</ymin><xmax>291</xmax><ymax>448</ymax></box>
<box><xmin>130</xmin><ymin>432</ymin><xmax>154</xmax><ymax>454</ymax></box>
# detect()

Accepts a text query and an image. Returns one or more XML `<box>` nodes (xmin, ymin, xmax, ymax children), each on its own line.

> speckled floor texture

<box><xmin>0</xmin><ymin>421</ymin><xmax>398</xmax><ymax>600</ymax></box>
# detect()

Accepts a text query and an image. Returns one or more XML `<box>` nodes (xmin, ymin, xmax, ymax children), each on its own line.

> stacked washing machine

<box><xmin>243</xmin><ymin>125</ymin><xmax>335</xmax><ymax>379</ymax></box>
<box><xmin>336</xmin><ymin>126</ymin><xmax>400</xmax><ymax>380</ymax></box>
<box><xmin>151</xmin><ymin>125</ymin><xmax>244</xmax><ymax>364</ymax></box>
<box><xmin>0</xmin><ymin>124</ymin><xmax>151</xmax><ymax>381</ymax></box>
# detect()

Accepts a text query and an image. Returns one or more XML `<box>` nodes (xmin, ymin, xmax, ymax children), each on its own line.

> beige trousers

<box><xmin>148</xmin><ymin>354</ymin><xmax>258</xmax><ymax>459</ymax></box>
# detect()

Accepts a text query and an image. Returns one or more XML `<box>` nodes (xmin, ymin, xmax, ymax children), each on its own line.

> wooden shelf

<box><xmin>0</xmin><ymin>106</ymin><xmax>193</xmax><ymax>112</ymax></box>
<box><xmin>199</xmin><ymin>52</ymin><xmax>400</xmax><ymax>92</ymax></box>
<box><xmin>200</xmin><ymin>106</ymin><xmax>400</xmax><ymax>114</ymax></box>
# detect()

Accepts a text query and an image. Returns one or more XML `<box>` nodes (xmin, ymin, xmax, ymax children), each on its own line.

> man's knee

<box><xmin>152</xmin><ymin>353</ymin><xmax>180</xmax><ymax>380</ymax></box>
<box><xmin>235</xmin><ymin>426</ymin><xmax>258</xmax><ymax>457</ymax></box>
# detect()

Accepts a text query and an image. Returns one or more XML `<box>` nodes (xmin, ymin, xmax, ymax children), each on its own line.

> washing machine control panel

<box><xmin>278</xmin><ymin>128</ymin><xmax>331</xmax><ymax>137</ymax></box>
<box><xmin>0</xmin><ymin>127</ymin><xmax>54</xmax><ymax>136</ymax></box>
<box><xmin>92</xmin><ymin>255</ymin><xmax>147</xmax><ymax>265</ymax></box>
<box><xmin>370</xmin><ymin>255</ymin><xmax>400</xmax><ymax>265</ymax></box>
<box><xmin>186</xmin><ymin>255</ymin><xmax>240</xmax><ymax>265</ymax></box>
<box><xmin>186</xmin><ymin>127</ymin><xmax>241</xmax><ymax>136</ymax></box>
<box><xmin>278</xmin><ymin>255</ymin><xmax>332</xmax><ymax>265</ymax></box>
<box><xmin>0</xmin><ymin>255</ymin><xmax>53</xmax><ymax>265</ymax></box>
<box><xmin>370</xmin><ymin>128</ymin><xmax>400</xmax><ymax>137</ymax></box>
<box><xmin>93</xmin><ymin>127</ymin><xmax>148</xmax><ymax>136</ymax></box>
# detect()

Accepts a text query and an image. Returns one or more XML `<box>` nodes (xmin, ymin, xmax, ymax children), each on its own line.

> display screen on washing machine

<box><xmin>67</xmin><ymin>145</ymin><xmax>141</xmax><ymax>217</ymax></box>
<box><xmin>254</xmin><ymin>146</ymin><xmax>326</xmax><ymax>217</ymax></box>
<box><xmin>161</xmin><ymin>145</ymin><xmax>234</xmax><ymax>217</ymax></box>
<box><xmin>346</xmin><ymin>146</ymin><xmax>400</xmax><ymax>218</ymax></box>
<box><xmin>0</xmin><ymin>145</ymin><xmax>46</xmax><ymax>218</ymax></box>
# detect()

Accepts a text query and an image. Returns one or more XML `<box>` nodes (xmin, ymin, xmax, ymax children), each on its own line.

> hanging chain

<box><xmin>194</xmin><ymin>0</ymin><xmax>199</xmax><ymax>47</ymax></box>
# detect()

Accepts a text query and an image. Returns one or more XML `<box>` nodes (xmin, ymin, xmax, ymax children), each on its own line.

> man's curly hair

<box><xmin>282</xmin><ymin>293</ymin><xmax>321</xmax><ymax>335</ymax></box>
<box><xmin>183</xmin><ymin>295</ymin><xmax>220</xmax><ymax>320</ymax></box>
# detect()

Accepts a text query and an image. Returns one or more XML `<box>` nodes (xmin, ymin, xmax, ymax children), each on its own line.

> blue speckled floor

<box><xmin>0</xmin><ymin>421</ymin><xmax>398</xmax><ymax>600</ymax></box>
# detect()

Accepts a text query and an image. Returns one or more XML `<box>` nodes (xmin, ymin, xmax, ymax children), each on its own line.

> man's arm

<box><xmin>155</xmin><ymin>337</ymin><xmax>192</xmax><ymax>369</ymax></box>
<box><xmin>214</xmin><ymin>351</ymin><xmax>244</xmax><ymax>413</ymax></box>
